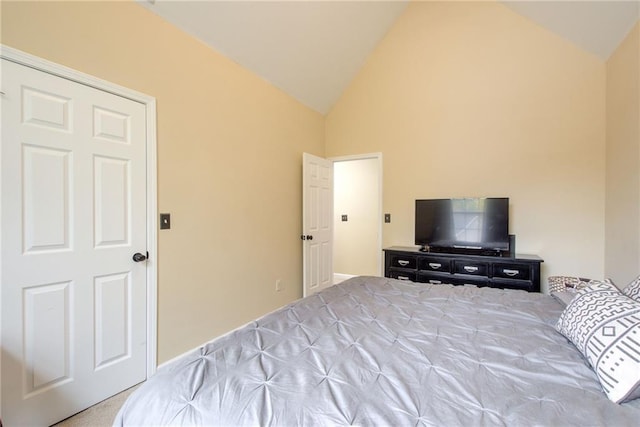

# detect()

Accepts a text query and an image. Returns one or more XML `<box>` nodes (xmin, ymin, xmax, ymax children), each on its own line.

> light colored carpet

<box><xmin>52</xmin><ymin>384</ymin><xmax>141</xmax><ymax>427</ymax></box>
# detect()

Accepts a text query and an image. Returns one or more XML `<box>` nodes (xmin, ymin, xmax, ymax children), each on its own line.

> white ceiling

<box><xmin>503</xmin><ymin>1</ymin><xmax>639</xmax><ymax>60</ymax></box>
<box><xmin>140</xmin><ymin>1</ymin><xmax>639</xmax><ymax>115</ymax></box>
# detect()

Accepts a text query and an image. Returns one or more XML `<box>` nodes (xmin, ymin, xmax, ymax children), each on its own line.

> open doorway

<box><xmin>331</xmin><ymin>153</ymin><xmax>383</xmax><ymax>283</ymax></box>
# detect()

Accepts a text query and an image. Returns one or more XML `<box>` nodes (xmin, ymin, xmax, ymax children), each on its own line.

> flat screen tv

<box><xmin>415</xmin><ymin>198</ymin><xmax>509</xmax><ymax>253</ymax></box>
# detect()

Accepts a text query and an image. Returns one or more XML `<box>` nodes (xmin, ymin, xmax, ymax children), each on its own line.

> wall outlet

<box><xmin>275</xmin><ymin>279</ymin><xmax>283</xmax><ymax>292</ymax></box>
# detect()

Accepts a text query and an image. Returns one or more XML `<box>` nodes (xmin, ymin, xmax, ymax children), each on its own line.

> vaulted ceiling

<box><xmin>140</xmin><ymin>1</ymin><xmax>639</xmax><ymax>115</ymax></box>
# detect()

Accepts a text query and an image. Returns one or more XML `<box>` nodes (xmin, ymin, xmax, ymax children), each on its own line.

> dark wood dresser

<box><xmin>384</xmin><ymin>246</ymin><xmax>543</xmax><ymax>292</ymax></box>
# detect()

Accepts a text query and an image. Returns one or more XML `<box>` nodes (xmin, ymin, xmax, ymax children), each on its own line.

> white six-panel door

<box><xmin>1</xmin><ymin>58</ymin><xmax>148</xmax><ymax>425</ymax></box>
<box><xmin>302</xmin><ymin>153</ymin><xmax>333</xmax><ymax>297</ymax></box>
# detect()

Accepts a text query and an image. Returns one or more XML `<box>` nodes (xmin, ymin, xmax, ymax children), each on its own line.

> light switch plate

<box><xmin>160</xmin><ymin>213</ymin><xmax>171</xmax><ymax>230</ymax></box>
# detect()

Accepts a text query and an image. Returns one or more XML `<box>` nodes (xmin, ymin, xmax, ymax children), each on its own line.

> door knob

<box><xmin>307</xmin><ymin>235</ymin><xmax>313</xmax><ymax>240</ymax></box>
<box><xmin>132</xmin><ymin>252</ymin><xmax>147</xmax><ymax>262</ymax></box>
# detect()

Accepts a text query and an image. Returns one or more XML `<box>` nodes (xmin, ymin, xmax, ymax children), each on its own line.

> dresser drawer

<box><xmin>453</xmin><ymin>260</ymin><xmax>489</xmax><ymax>276</ymax></box>
<box><xmin>389</xmin><ymin>254</ymin><xmax>417</xmax><ymax>269</ymax></box>
<box><xmin>389</xmin><ymin>270</ymin><xmax>416</xmax><ymax>282</ymax></box>
<box><xmin>493</xmin><ymin>263</ymin><xmax>531</xmax><ymax>281</ymax></box>
<box><xmin>418</xmin><ymin>257</ymin><xmax>451</xmax><ymax>273</ymax></box>
<box><xmin>449</xmin><ymin>275</ymin><xmax>490</xmax><ymax>287</ymax></box>
<box><xmin>492</xmin><ymin>277</ymin><xmax>535</xmax><ymax>292</ymax></box>
<box><xmin>417</xmin><ymin>271</ymin><xmax>452</xmax><ymax>285</ymax></box>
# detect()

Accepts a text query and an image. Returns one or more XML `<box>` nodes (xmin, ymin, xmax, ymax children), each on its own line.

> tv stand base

<box><xmin>424</xmin><ymin>246</ymin><xmax>504</xmax><ymax>257</ymax></box>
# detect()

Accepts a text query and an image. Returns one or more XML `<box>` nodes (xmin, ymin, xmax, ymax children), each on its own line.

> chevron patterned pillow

<box><xmin>623</xmin><ymin>274</ymin><xmax>640</xmax><ymax>301</ymax></box>
<box><xmin>556</xmin><ymin>282</ymin><xmax>640</xmax><ymax>403</ymax></box>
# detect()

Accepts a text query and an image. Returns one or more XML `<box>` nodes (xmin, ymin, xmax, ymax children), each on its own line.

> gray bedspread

<box><xmin>114</xmin><ymin>276</ymin><xmax>640</xmax><ymax>426</ymax></box>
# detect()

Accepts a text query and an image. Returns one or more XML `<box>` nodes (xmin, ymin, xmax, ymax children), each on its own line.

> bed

<box><xmin>114</xmin><ymin>276</ymin><xmax>640</xmax><ymax>426</ymax></box>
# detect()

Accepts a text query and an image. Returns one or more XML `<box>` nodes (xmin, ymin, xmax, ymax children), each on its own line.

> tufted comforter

<box><xmin>114</xmin><ymin>276</ymin><xmax>640</xmax><ymax>426</ymax></box>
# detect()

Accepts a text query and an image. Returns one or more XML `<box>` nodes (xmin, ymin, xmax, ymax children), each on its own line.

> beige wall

<box><xmin>3</xmin><ymin>0</ymin><xmax>635</xmax><ymax>364</ymax></box>
<box><xmin>334</xmin><ymin>158</ymin><xmax>380</xmax><ymax>276</ymax></box>
<box><xmin>326</xmin><ymin>1</ymin><xmax>607</xmax><ymax>288</ymax></box>
<box><xmin>1</xmin><ymin>1</ymin><xmax>325</xmax><ymax>363</ymax></box>
<box><xmin>605</xmin><ymin>23</ymin><xmax>640</xmax><ymax>286</ymax></box>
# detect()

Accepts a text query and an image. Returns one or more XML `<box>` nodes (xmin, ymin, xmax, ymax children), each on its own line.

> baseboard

<box><xmin>334</xmin><ymin>273</ymin><xmax>356</xmax><ymax>284</ymax></box>
<box><xmin>158</xmin><ymin>275</ymin><xmax>357</xmax><ymax>372</ymax></box>
<box><xmin>156</xmin><ymin>301</ymin><xmax>293</xmax><ymax>372</ymax></box>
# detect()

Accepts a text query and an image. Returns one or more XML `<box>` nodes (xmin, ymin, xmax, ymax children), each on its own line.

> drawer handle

<box><xmin>397</xmin><ymin>260</ymin><xmax>410</xmax><ymax>267</ymax></box>
<box><xmin>429</xmin><ymin>263</ymin><xmax>442</xmax><ymax>269</ymax></box>
<box><xmin>503</xmin><ymin>269</ymin><xmax>519</xmax><ymax>277</ymax></box>
<box><xmin>429</xmin><ymin>280</ymin><xmax>442</xmax><ymax>284</ymax></box>
<box><xmin>463</xmin><ymin>266</ymin><xmax>479</xmax><ymax>273</ymax></box>
<box><xmin>398</xmin><ymin>275</ymin><xmax>410</xmax><ymax>280</ymax></box>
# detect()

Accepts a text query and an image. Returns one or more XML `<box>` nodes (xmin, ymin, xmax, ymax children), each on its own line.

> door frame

<box><xmin>0</xmin><ymin>45</ymin><xmax>159</xmax><ymax>385</ymax></box>
<box><xmin>329</xmin><ymin>153</ymin><xmax>383</xmax><ymax>276</ymax></box>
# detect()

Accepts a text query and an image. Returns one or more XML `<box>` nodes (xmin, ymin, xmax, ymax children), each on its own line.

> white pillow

<box><xmin>551</xmin><ymin>290</ymin><xmax>576</xmax><ymax>307</ymax></box>
<box><xmin>556</xmin><ymin>281</ymin><xmax>640</xmax><ymax>403</ymax></box>
<box><xmin>623</xmin><ymin>274</ymin><xmax>640</xmax><ymax>301</ymax></box>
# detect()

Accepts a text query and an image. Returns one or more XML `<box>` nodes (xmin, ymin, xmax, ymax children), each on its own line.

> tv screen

<box><xmin>415</xmin><ymin>198</ymin><xmax>509</xmax><ymax>251</ymax></box>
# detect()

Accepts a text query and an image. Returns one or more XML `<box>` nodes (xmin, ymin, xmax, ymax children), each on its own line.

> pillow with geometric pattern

<box><xmin>623</xmin><ymin>274</ymin><xmax>640</xmax><ymax>301</ymax></box>
<box><xmin>556</xmin><ymin>282</ymin><xmax>640</xmax><ymax>403</ymax></box>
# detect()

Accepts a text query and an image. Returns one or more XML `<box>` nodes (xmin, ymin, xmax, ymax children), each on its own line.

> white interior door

<box><xmin>302</xmin><ymin>153</ymin><xmax>333</xmax><ymax>296</ymax></box>
<box><xmin>1</xmin><ymin>58</ymin><xmax>148</xmax><ymax>426</ymax></box>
